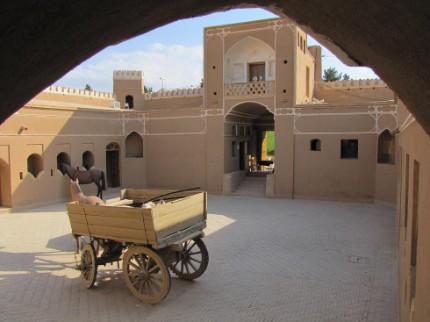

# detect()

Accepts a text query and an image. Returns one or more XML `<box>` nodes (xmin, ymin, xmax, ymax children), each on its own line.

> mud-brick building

<box><xmin>0</xmin><ymin>18</ymin><xmax>402</xmax><ymax>208</ymax></box>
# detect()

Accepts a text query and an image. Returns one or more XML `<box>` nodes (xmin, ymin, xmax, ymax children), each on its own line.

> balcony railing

<box><xmin>224</xmin><ymin>81</ymin><xmax>275</xmax><ymax>97</ymax></box>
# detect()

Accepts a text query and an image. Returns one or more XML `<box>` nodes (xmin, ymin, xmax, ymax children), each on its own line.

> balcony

<box><xmin>224</xmin><ymin>81</ymin><xmax>275</xmax><ymax>98</ymax></box>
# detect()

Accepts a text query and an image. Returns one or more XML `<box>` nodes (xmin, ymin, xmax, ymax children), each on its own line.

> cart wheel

<box><xmin>123</xmin><ymin>246</ymin><xmax>171</xmax><ymax>304</ymax></box>
<box><xmin>80</xmin><ymin>243</ymin><xmax>97</xmax><ymax>289</ymax></box>
<box><xmin>169</xmin><ymin>237</ymin><xmax>209</xmax><ymax>280</ymax></box>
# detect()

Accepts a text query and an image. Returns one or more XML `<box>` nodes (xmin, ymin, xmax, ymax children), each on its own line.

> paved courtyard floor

<box><xmin>0</xmin><ymin>194</ymin><xmax>398</xmax><ymax>322</ymax></box>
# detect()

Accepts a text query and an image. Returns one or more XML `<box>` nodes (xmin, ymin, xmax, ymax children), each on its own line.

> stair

<box><xmin>232</xmin><ymin>175</ymin><xmax>266</xmax><ymax>197</ymax></box>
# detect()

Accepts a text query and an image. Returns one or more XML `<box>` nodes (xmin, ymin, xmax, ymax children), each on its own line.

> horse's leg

<box><xmin>74</xmin><ymin>235</ymin><xmax>80</xmax><ymax>253</ymax></box>
<box><xmin>96</xmin><ymin>181</ymin><xmax>103</xmax><ymax>199</ymax></box>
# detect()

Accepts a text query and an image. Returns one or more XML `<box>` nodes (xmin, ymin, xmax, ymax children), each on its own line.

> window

<box><xmin>310</xmin><ymin>139</ymin><xmax>321</xmax><ymax>151</ymax></box>
<box><xmin>125</xmin><ymin>95</ymin><xmax>134</xmax><ymax>109</ymax></box>
<box><xmin>249</xmin><ymin>63</ymin><xmax>265</xmax><ymax>82</ymax></box>
<box><xmin>82</xmin><ymin>151</ymin><xmax>95</xmax><ymax>169</ymax></box>
<box><xmin>27</xmin><ymin>154</ymin><xmax>43</xmax><ymax>177</ymax></box>
<box><xmin>125</xmin><ymin>131</ymin><xmax>143</xmax><ymax>157</ymax></box>
<box><xmin>341</xmin><ymin>139</ymin><xmax>358</xmax><ymax>159</ymax></box>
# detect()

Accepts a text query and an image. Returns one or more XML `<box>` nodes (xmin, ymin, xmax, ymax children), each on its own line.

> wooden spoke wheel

<box><xmin>80</xmin><ymin>243</ymin><xmax>97</xmax><ymax>289</ymax></box>
<box><xmin>123</xmin><ymin>246</ymin><xmax>171</xmax><ymax>304</ymax></box>
<box><xmin>169</xmin><ymin>237</ymin><xmax>209</xmax><ymax>280</ymax></box>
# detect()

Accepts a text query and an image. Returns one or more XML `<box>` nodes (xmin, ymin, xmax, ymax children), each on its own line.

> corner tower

<box><xmin>113</xmin><ymin>70</ymin><xmax>145</xmax><ymax>110</ymax></box>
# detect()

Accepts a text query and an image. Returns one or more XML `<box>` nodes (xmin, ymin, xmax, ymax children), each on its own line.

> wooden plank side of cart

<box><xmin>66</xmin><ymin>190</ymin><xmax>207</xmax><ymax>247</ymax></box>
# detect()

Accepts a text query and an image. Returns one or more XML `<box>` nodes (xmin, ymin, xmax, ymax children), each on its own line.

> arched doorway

<box><xmin>106</xmin><ymin>142</ymin><xmax>120</xmax><ymax>188</ymax></box>
<box><xmin>225</xmin><ymin>103</ymin><xmax>275</xmax><ymax>174</ymax></box>
<box><xmin>0</xmin><ymin>158</ymin><xmax>10</xmax><ymax>207</ymax></box>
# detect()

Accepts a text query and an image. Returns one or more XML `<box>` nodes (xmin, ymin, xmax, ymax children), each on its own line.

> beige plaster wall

<box><xmin>315</xmin><ymin>82</ymin><xmax>393</xmax><ymax>105</ymax></box>
<box><xmin>293</xmin><ymin>134</ymin><xmax>377</xmax><ymax>202</ymax></box>
<box><xmin>397</xmin><ymin>121</ymin><xmax>430</xmax><ymax>322</ymax></box>
<box><xmin>144</xmin><ymin>134</ymin><xmax>206</xmax><ymax>190</ymax></box>
<box><xmin>295</xmin><ymin>33</ymin><xmax>315</xmax><ymax>105</ymax></box>
<box><xmin>374</xmin><ymin>163</ymin><xmax>397</xmax><ymax>205</ymax></box>
<box><xmin>144</xmin><ymin>96</ymin><xmax>203</xmax><ymax>110</ymax></box>
<box><xmin>308</xmin><ymin>46</ymin><xmax>322</xmax><ymax>82</ymax></box>
<box><xmin>31</xmin><ymin>91</ymin><xmax>112</xmax><ymax>109</ymax></box>
<box><xmin>0</xmin><ymin>104</ymin><xmax>146</xmax><ymax>207</ymax></box>
<box><xmin>0</xmin><ymin>145</ymin><xmax>12</xmax><ymax>207</ymax></box>
<box><xmin>275</xmin><ymin>25</ymin><xmax>295</xmax><ymax>108</ymax></box>
<box><xmin>273</xmin><ymin>114</ymin><xmax>294</xmax><ymax>198</ymax></box>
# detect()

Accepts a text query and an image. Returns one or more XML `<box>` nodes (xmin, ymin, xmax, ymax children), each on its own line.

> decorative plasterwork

<box><xmin>290</xmin><ymin>104</ymin><xmax>398</xmax><ymax>135</ymax></box>
<box><xmin>274</xmin><ymin>107</ymin><xmax>300</xmax><ymax>116</ymax></box>
<box><xmin>203</xmin><ymin>109</ymin><xmax>224</xmax><ymax>117</ymax></box>
<box><xmin>368</xmin><ymin>105</ymin><xmax>398</xmax><ymax>133</ymax></box>
<box><xmin>120</xmin><ymin>113</ymin><xmax>146</xmax><ymax>136</ymax></box>
<box><xmin>206</xmin><ymin>19</ymin><xmax>295</xmax><ymax>40</ymax></box>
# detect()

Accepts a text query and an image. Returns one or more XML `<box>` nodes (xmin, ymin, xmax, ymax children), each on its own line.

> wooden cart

<box><xmin>66</xmin><ymin>188</ymin><xmax>209</xmax><ymax>303</ymax></box>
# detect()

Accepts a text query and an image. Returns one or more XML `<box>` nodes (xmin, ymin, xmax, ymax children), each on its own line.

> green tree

<box><xmin>323</xmin><ymin>67</ymin><xmax>350</xmax><ymax>82</ymax></box>
<box><xmin>84</xmin><ymin>84</ymin><xmax>92</xmax><ymax>91</ymax></box>
<box><xmin>144</xmin><ymin>85</ymin><xmax>153</xmax><ymax>93</ymax></box>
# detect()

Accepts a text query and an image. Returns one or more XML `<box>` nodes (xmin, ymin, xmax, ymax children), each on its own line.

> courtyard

<box><xmin>0</xmin><ymin>194</ymin><xmax>397</xmax><ymax>321</ymax></box>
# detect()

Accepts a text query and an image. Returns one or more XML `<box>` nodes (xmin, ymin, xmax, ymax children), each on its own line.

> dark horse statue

<box><xmin>60</xmin><ymin>163</ymin><xmax>106</xmax><ymax>199</ymax></box>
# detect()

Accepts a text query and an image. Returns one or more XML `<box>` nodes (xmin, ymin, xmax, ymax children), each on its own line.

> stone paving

<box><xmin>0</xmin><ymin>194</ymin><xmax>398</xmax><ymax>322</ymax></box>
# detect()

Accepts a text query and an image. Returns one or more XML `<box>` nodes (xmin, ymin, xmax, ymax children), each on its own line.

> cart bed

<box><xmin>67</xmin><ymin>189</ymin><xmax>207</xmax><ymax>247</ymax></box>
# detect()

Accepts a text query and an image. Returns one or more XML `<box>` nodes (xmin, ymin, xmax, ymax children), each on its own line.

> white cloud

<box><xmin>55</xmin><ymin>44</ymin><xmax>203</xmax><ymax>92</ymax></box>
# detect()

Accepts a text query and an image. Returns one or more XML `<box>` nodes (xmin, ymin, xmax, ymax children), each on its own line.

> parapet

<box><xmin>113</xmin><ymin>70</ymin><xmax>144</xmax><ymax>80</ymax></box>
<box><xmin>144</xmin><ymin>88</ymin><xmax>203</xmax><ymax>100</ymax></box>
<box><xmin>318</xmin><ymin>78</ymin><xmax>387</xmax><ymax>89</ymax></box>
<box><xmin>44</xmin><ymin>85</ymin><xmax>113</xmax><ymax>99</ymax></box>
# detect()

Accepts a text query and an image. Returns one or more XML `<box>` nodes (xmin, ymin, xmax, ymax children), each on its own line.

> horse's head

<box><xmin>70</xmin><ymin>178</ymin><xmax>104</xmax><ymax>205</ymax></box>
<box><xmin>59</xmin><ymin>163</ymin><xmax>70</xmax><ymax>175</ymax></box>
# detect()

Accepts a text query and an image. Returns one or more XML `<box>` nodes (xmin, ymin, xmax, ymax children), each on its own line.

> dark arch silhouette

<box><xmin>125</xmin><ymin>95</ymin><xmax>134</xmax><ymax>109</ymax></box>
<box><xmin>27</xmin><ymin>154</ymin><xmax>44</xmax><ymax>178</ymax></box>
<box><xmin>126</xmin><ymin>131</ymin><xmax>143</xmax><ymax>158</ymax></box>
<box><xmin>377</xmin><ymin>129</ymin><xmax>395</xmax><ymax>164</ymax></box>
<box><xmin>82</xmin><ymin>151</ymin><xmax>95</xmax><ymax>170</ymax></box>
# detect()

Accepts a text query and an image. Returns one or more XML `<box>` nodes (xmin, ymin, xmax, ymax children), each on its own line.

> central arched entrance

<box><xmin>224</xmin><ymin>102</ymin><xmax>274</xmax><ymax>196</ymax></box>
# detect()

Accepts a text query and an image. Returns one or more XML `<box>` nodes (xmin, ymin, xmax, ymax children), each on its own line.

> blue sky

<box><xmin>55</xmin><ymin>8</ymin><xmax>378</xmax><ymax>92</ymax></box>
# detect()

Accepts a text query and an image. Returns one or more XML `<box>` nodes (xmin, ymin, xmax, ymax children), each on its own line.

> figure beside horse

<box><xmin>60</xmin><ymin>163</ymin><xmax>106</xmax><ymax>199</ymax></box>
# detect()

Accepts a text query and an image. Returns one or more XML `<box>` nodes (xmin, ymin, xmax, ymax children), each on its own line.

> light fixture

<box><xmin>18</xmin><ymin>126</ymin><xmax>28</xmax><ymax>134</ymax></box>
